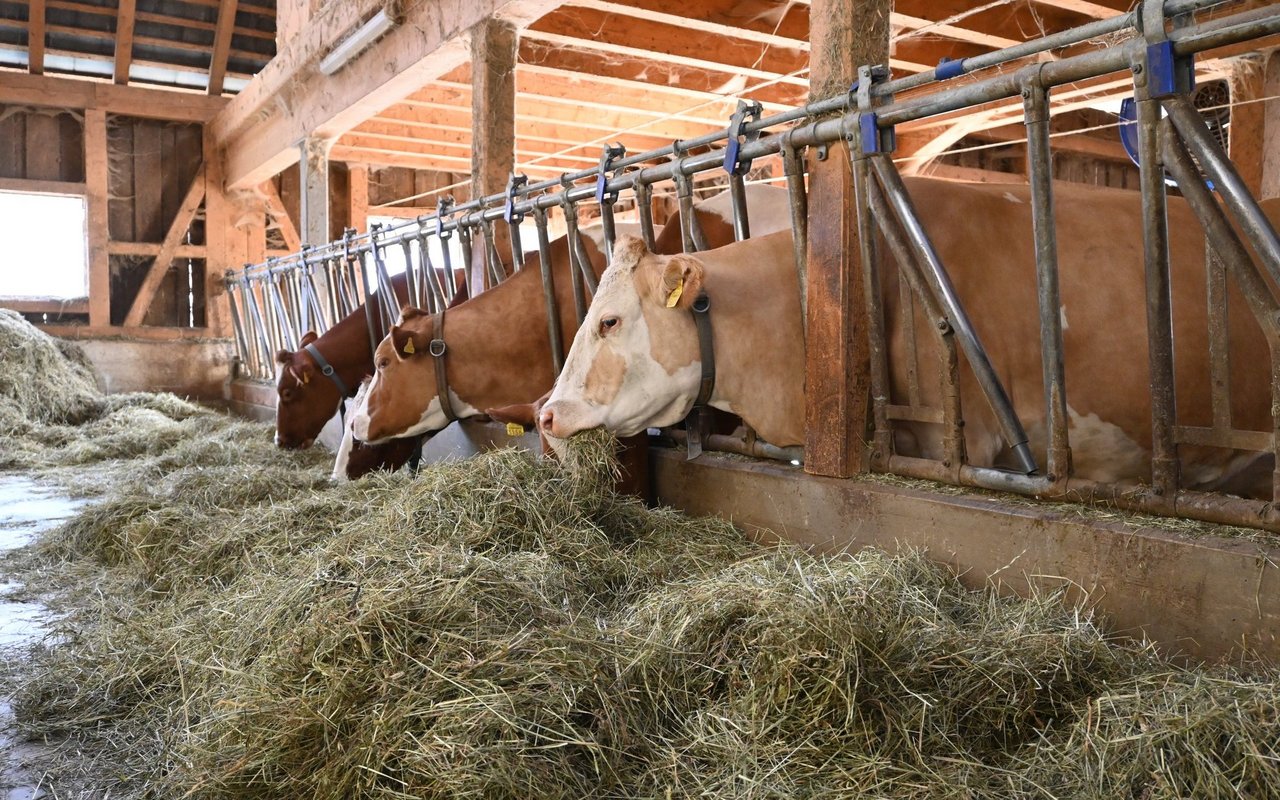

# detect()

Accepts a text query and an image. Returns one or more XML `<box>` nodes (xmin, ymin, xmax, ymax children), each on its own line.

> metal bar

<box><xmin>481</xmin><ymin>219</ymin><xmax>507</xmax><ymax>290</ymax></box>
<box><xmin>224</xmin><ymin>280</ymin><xmax>254</xmax><ymax>377</ymax></box>
<box><xmin>869</xmin><ymin>153</ymin><xmax>1036</xmax><ymax>474</ymax></box>
<box><xmin>727</xmin><ymin>172</ymin><xmax>750</xmax><ymax>242</ymax></box>
<box><xmin>508</xmin><ymin>219</ymin><xmax>525</xmax><ymax>273</ymax></box>
<box><xmin>634</xmin><ymin>181</ymin><xmax>658</xmax><ymax>251</ymax></box>
<box><xmin>418</xmin><ymin>234</ymin><xmax>446</xmax><ymax>313</ymax></box>
<box><xmin>301</xmin><ymin>263</ymin><xmax>328</xmax><ymax>334</ymax></box>
<box><xmin>265</xmin><ymin>274</ymin><xmax>299</xmax><ymax>351</ymax></box>
<box><xmin>533</xmin><ymin>206</ymin><xmax>565</xmax><ymax>375</ymax></box>
<box><xmin>562</xmin><ymin>200</ymin><xmax>599</xmax><ymax>296</ymax></box>
<box><xmin>458</xmin><ymin>225</ymin><xmax>476</xmax><ymax>298</ymax></box>
<box><xmin>1205</xmin><ymin>245</ymin><xmax>1233</xmax><ymax>432</ymax></box>
<box><xmin>1023</xmin><ymin>80</ymin><xmax>1072</xmax><ymax>485</ymax></box>
<box><xmin>781</xmin><ymin>140</ymin><xmax>809</xmax><ymax>329</ymax></box>
<box><xmin>851</xmin><ymin>148</ymin><xmax>890</xmax><ymax>468</ymax></box>
<box><xmin>355</xmin><ymin>247</ymin><xmax>381</xmax><ymax>361</ymax></box>
<box><xmin>438</xmin><ymin>232</ymin><xmax>457</xmax><ymax>304</ymax></box>
<box><xmin>1162</xmin><ymin>94</ymin><xmax>1280</xmax><ymax>285</ymax></box>
<box><xmin>400</xmin><ymin>237</ymin><xmax>422</xmax><ymax>311</ymax></box>
<box><xmin>664</xmin><ymin>429</ymin><xmax>804</xmax><ymax>464</ymax></box>
<box><xmin>599</xmin><ymin>200</ymin><xmax>618</xmax><ymax>264</ymax></box>
<box><xmin>1135</xmin><ymin>95</ymin><xmax>1180</xmax><ymax>502</ymax></box>
<box><xmin>241</xmin><ymin>278</ymin><xmax>276</xmax><ymax>373</ymax></box>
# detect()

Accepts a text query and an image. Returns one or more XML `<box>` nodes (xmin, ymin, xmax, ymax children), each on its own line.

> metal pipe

<box><xmin>437</xmin><ymin>231</ymin><xmax>456</xmax><ymax>304</ymax></box>
<box><xmin>869</xmin><ymin>153</ymin><xmax>1037</xmax><ymax>475</ymax></box>
<box><xmin>562</xmin><ymin>200</ymin><xmax>599</xmax><ymax>295</ymax></box>
<box><xmin>727</xmin><ymin>172</ymin><xmax>750</xmax><ymax>242</ymax></box>
<box><xmin>634</xmin><ymin>181</ymin><xmax>657</xmax><ymax>251</ymax></box>
<box><xmin>481</xmin><ymin>219</ymin><xmax>507</xmax><ymax>289</ymax></box>
<box><xmin>533</xmin><ymin>206</ymin><xmax>565</xmax><ymax>375</ymax></box>
<box><xmin>781</xmin><ymin>140</ymin><xmax>809</xmax><ymax>329</ymax></box>
<box><xmin>508</xmin><ymin>218</ymin><xmax>525</xmax><ymax>273</ymax></box>
<box><xmin>1135</xmin><ymin>95</ymin><xmax>1180</xmax><ymax>502</ymax></box>
<box><xmin>599</xmin><ymin>200</ymin><xmax>618</xmax><ymax>264</ymax></box>
<box><xmin>664</xmin><ymin>429</ymin><xmax>803</xmax><ymax>464</ymax></box>
<box><xmin>399</xmin><ymin>238</ymin><xmax>421</xmax><ymax>311</ymax></box>
<box><xmin>562</xmin><ymin>200</ymin><xmax>589</xmax><ymax>324</ymax></box>
<box><xmin>265</xmin><ymin>274</ymin><xmax>299</xmax><ymax>351</ymax></box>
<box><xmin>458</xmin><ymin>225</ymin><xmax>476</xmax><ymax>298</ymax></box>
<box><xmin>1162</xmin><ymin>94</ymin><xmax>1280</xmax><ymax>285</ymax></box>
<box><xmin>1023</xmin><ymin>80</ymin><xmax>1072</xmax><ymax>486</ymax></box>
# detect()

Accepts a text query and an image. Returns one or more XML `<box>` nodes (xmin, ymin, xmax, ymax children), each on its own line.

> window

<box><xmin>0</xmin><ymin>191</ymin><xmax>88</xmax><ymax>298</ymax></box>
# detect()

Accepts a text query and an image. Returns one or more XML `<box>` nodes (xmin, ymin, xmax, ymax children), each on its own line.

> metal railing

<box><xmin>224</xmin><ymin>0</ymin><xmax>1280</xmax><ymax>530</ymax></box>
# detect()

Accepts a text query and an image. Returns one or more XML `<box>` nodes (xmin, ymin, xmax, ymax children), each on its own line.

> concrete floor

<box><xmin>0</xmin><ymin>476</ymin><xmax>85</xmax><ymax>800</ymax></box>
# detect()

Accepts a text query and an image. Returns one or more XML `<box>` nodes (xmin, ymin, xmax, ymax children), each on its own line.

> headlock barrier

<box><xmin>227</xmin><ymin>0</ymin><xmax>1280</xmax><ymax>532</ymax></box>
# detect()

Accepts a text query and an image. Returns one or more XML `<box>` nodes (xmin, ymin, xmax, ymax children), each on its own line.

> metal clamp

<box><xmin>723</xmin><ymin>99</ymin><xmax>763</xmax><ymax>176</ymax></box>
<box><xmin>856</xmin><ymin>64</ymin><xmax>895</xmax><ymax>155</ymax></box>
<box><xmin>504</xmin><ymin>173</ymin><xmax>528</xmax><ymax>224</ymax></box>
<box><xmin>595</xmin><ymin>143</ymin><xmax>626</xmax><ymax>205</ymax></box>
<box><xmin>1137</xmin><ymin>0</ymin><xmax>1193</xmax><ymax>99</ymax></box>
<box><xmin>435</xmin><ymin>195</ymin><xmax>455</xmax><ymax>240</ymax></box>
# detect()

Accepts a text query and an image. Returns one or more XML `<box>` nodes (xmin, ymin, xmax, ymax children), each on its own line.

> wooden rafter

<box><xmin>123</xmin><ymin>166</ymin><xmax>208</xmax><ymax>327</ymax></box>
<box><xmin>27</xmin><ymin>0</ymin><xmax>46</xmax><ymax>75</ymax></box>
<box><xmin>0</xmin><ymin>71</ymin><xmax>227</xmax><ymax>121</ymax></box>
<box><xmin>113</xmin><ymin>0</ymin><xmax>136</xmax><ymax>85</ymax></box>
<box><xmin>260</xmin><ymin>181</ymin><xmax>301</xmax><ymax>253</ymax></box>
<box><xmin>208</xmin><ymin>0</ymin><xmax>240</xmax><ymax>96</ymax></box>
<box><xmin>46</xmin><ymin>0</ymin><xmax>275</xmax><ymax>42</ymax></box>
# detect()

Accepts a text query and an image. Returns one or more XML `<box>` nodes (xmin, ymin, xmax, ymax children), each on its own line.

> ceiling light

<box><xmin>318</xmin><ymin>9</ymin><xmax>397</xmax><ymax>76</ymax></box>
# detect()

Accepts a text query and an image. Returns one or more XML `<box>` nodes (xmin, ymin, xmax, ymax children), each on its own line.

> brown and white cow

<box><xmin>348</xmin><ymin>185</ymin><xmax>793</xmax><ymax>446</ymax></box>
<box><xmin>540</xmin><ymin>177</ymin><xmax>1277</xmax><ymax>497</ymax></box>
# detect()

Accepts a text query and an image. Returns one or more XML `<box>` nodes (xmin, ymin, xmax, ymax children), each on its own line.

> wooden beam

<box><xmin>1263</xmin><ymin>52</ymin><xmax>1280</xmax><ymax>201</ymax></box>
<box><xmin>260</xmin><ymin>181</ymin><xmax>302</xmax><ymax>253</ymax></box>
<box><xmin>348</xmin><ymin>163</ymin><xmax>369</xmax><ymax>233</ymax></box>
<box><xmin>39</xmin><ymin>324</ymin><xmax>224</xmax><ymax>341</ymax></box>
<box><xmin>804</xmin><ymin>0</ymin><xmax>888</xmax><ymax>479</ymax></box>
<box><xmin>123</xmin><ymin>166</ymin><xmax>207</xmax><ymax>327</ymax></box>
<box><xmin>114</xmin><ymin>0</ymin><xmax>136</xmax><ymax>84</ymax></box>
<box><xmin>27</xmin><ymin>0</ymin><xmax>46</xmax><ymax>75</ymax></box>
<box><xmin>207</xmin><ymin>0</ymin><xmax>239</xmax><ymax>96</ymax></box>
<box><xmin>84</xmin><ymin>109</ymin><xmax>110</xmax><ymax>327</ymax></box>
<box><xmin>897</xmin><ymin>114</ymin><xmax>999</xmax><ymax>176</ymax></box>
<box><xmin>108</xmin><ymin>241</ymin><xmax>208</xmax><ymax>258</ymax></box>
<box><xmin>471</xmin><ymin>17</ymin><xmax>516</xmax><ymax>288</ymax></box>
<box><xmin>214</xmin><ymin>0</ymin><xmax>560</xmax><ymax>190</ymax></box>
<box><xmin>0</xmin><ymin>177</ymin><xmax>86</xmax><ymax>195</ymax></box>
<box><xmin>0</xmin><ymin>72</ymin><xmax>227</xmax><ymax>121</ymax></box>
<box><xmin>0</xmin><ymin>297</ymin><xmax>88</xmax><ymax>314</ymax></box>
<box><xmin>1032</xmin><ymin>0</ymin><xmax>1124</xmax><ymax>20</ymax></box>
<box><xmin>299</xmin><ymin>137</ymin><xmax>331</xmax><ymax>247</ymax></box>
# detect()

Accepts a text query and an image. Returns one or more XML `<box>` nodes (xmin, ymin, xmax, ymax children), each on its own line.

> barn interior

<box><xmin>2</xmin><ymin>0</ymin><xmax>1280</xmax><ymax>795</ymax></box>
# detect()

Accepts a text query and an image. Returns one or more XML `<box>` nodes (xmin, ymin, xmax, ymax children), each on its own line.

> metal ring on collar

<box><xmin>429</xmin><ymin>339</ymin><xmax>447</xmax><ymax>357</ymax></box>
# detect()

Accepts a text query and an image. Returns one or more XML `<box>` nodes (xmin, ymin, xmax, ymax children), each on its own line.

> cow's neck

<box><xmin>697</xmin><ymin>233</ymin><xmax>806</xmax><ymax>447</ymax></box>
<box><xmin>312</xmin><ymin>309</ymin><xmax>379</xmax><ymax>393</ymax></box>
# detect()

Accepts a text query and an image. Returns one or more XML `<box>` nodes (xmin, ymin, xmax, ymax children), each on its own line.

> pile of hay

<box><xmin>9</xmin><ymin>425</ymin><xmax>1280</xmax><ymax>799</ymax></box>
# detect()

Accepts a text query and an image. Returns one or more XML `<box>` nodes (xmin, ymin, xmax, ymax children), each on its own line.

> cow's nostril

<box><xmin>539</xmin><ymin>407</ymin><xmax>555</xmax><ymax>434</ymax></box>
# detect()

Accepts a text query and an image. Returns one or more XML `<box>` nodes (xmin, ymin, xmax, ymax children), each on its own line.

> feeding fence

<box><xmin>226</xmin><ymin>0</ymin><xmax>1280</xmax><ymax>531</ymax></box>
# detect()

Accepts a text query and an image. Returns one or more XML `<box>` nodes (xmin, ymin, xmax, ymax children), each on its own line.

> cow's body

<box><xmin>541</xmin><ymin>177</ymin><xmax>1276</xmax><ymax>497</ymax></box>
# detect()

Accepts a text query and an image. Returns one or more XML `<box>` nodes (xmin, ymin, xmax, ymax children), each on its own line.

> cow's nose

<box><xmin>538</xmin><ymin>407</ymin><xmax>555</xmax><ymax>437</ymax></box>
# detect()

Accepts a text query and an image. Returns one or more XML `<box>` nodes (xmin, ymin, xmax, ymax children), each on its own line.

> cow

<box><xmin>347</xmin><ymin>185</ymin><xmax>793</xmax><ymax>454</ymax></box>
<box><xmin>539</xmin><ymin>177</ymin><xmax>1277</xmax><ymax>498</ymax></box>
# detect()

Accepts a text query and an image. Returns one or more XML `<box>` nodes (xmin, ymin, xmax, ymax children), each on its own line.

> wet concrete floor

<box><xmin>0</xmin><ymin>476</ymin><xmax>86</xmax><ymax>800</ymax></box>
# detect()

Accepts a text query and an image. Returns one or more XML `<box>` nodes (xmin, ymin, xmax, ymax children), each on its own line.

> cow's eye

<box><xmin>281</xmin><ymin>389</ymin><xmax>293</xmax><ymax>402</ymax></box>
<box><xmin>599</xmin><ymin>316</ymin><xmax>620</xmax><ymax>336</ymax></box>
<box><xmin>376</xmin><ymin>357</ymin><xmax>390</xmax><ymax>370</ymax></box>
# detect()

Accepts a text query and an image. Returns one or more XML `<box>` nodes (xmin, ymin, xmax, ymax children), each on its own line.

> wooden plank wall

<box><xmin>0</xmin><ymin>106</ymin><xmax>85</xmax><ymax>182</ymax></box>
<box><xmin>106</xmin><ymin>115</ymin><xmax>205</xmax><ymax>327</ymax></box>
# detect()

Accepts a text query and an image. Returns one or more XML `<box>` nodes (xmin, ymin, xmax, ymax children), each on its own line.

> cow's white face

<box><xmin>540</xmin><ymin>236</ymin><xmax>705</xmax><ymax>439</ymax></box>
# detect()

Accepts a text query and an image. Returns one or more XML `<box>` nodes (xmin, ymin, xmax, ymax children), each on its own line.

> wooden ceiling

<box><xmin>1</xmin><ymin>0</ymin><xmax>1274</xmax><ymax>197</ymax></box>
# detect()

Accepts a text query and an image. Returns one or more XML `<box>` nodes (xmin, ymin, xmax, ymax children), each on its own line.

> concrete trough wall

<box><xmin>77</xmin><ymin>338</ymin><xmax>234</xmax><ymax>400</ymax></box>
<box><xmin>652</xmin><ymin>448</ymin><xmax>1280</xmax><ymax>664</ymax></box>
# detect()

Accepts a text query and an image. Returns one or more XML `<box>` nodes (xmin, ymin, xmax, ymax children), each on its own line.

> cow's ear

<box><xmin>655</xmin><ymin>254</ymin><xmax>705</xmax><ymax>310</ymax></box>
<box><xmin>389</xmin><ymin>324</ymin><xmax>424</xmax><ymax>360</ymax></box>
<box><xmin>447</xmin><ymin>274</ymin><xmax>469</xmax><ymax>308</ymax></box>
<box><xmin>398</xmin><ymin>305</ymin><xmax>426</xmax><ymax>324</ymax></box>
<box><xmin>275</xmin><ymin>348</ymin><xmax>294</xmax><ymax>365</ymax></box>
<box><xmin>299</xmin><ymin>331</ymin><xmax>319</xmax><ymax>348</ymax></box>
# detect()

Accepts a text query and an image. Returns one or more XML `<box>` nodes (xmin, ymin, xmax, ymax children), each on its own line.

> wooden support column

<box><xmin>27</xmin><ymin>0</ymin><xmax>45</xmax><ymax>75</ymax></box>
<box><xmin>113</xmin><ymin>0</ymin><xmax>137</xmax><ymax>84</ymax></box>
<box><xmin>803</xmin><ymin>0</ymin><xmax>889</xmax><ymax>478</ymax></box>
<box><xmin>299</xmin><ymin>137</ymin><xmax>332</xmax><ymax>247</ymax></box>
<box><xmin>85</xmin><ymin>109</ymin><xmax>110</xmax><ymax>327</ymax></box>
<box><xmin>1260</xmin><ymin>52</ymin><xmax>1280</xmax><ymax>201</ymax></box>
<box><xmin>203</xmin><ymin>128</ymin><xmax>236</xmax><ymax>337</ymax></box>
<box><xmin>470</xmin><ymin>17</ymin><xmax>516</xmax><ymax>292</ymax></box>
<box><xmin>348</xmin><ymin>164</ymin><xmax>369</xmax><ymax>233</ymax></box>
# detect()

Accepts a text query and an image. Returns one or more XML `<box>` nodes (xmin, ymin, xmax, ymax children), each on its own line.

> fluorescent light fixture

<box><xmin>319</xmin><ymin>10</ymin><xmax>397</xmax><ymax>76</ymax></box>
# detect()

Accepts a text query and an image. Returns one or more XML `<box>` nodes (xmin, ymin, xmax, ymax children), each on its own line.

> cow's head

<box><xmin>274</xmin><ymin>331</ymin><xmax>338</xmax><ymax>449</ymax></box>
<box><xmin>350</xmin><ymin>306</ymin><xmax>457</xmax><ymax>444</ymax></box>
<box><xmin>540</xmin><ymin>236</ymin><xmax>705</xmax><ymax>440</ymax></box>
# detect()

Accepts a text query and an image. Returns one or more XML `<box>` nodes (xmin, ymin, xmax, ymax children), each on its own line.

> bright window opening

<box><xmin>0</xmin><ymin>191</ymin><xmax>88</xmax><ymax>298</ymax></box>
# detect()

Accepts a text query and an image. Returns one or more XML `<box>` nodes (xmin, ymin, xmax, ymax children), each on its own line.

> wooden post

<box><xmin>113</xmin><ymin>0</ymin><xmax>137</xmax><ymax>85</ymax></box>
<box><xmin>348</xmin><ymin>164</ymin><xmax>369</xmax><ymax>233</ymax></box>
<box><xmin>1260</xmin><ymin>53</ymin><xmax>1280</xmax><ymax>201</ymax></box>
<box><xmin>203</xmin><ymin>127</ymin><xmax>235</xmax><ymax>336</ymax></box>
<box><xmin>27</xmin><ymin>0</ymin><xmax>45</xmax><ymax>75</ymax></box>
<box><xmin>299</xmin><ymin>136</ymin><xmax>331</xmax><ymax>247</ymax></box>
<box><xmin>803</xmin><ymin>0</ymin><xmax>889</xmax><ymax>478</ymax></box>
<box><xmin>470</xmin><ymin>17</ymin><xmax>516</xmax><ymax>293</ymax></box>
<box><xmin>207</xmin><ymin>0</ymin><xmax>239</xmax><ymax>96</ymax></box>
<box><xmin>85</xmin><ymin>109</ymin><xmax>111</xmax><ymax>327</ymax></box>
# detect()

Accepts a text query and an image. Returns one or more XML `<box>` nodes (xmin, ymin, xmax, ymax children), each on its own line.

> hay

<box><xmin>0</xmin><ymin>308</ymin><xmax>101</xmax><ymax>425</ymax></box>
<box><xmin>6</xmin><ymin>423</ymin><xmax>1280</xmax><ymax>800</ymax></box>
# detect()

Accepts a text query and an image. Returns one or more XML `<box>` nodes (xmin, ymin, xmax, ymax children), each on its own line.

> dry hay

<box><xmin>2</xmin><ymin>424</ymin><xmax>1277</xmax><ymax>800</ymax></box>
<box><xmin>0</xmin><ymin>308</ymin><xmax>101</xmax><ymax>426</ymax></box>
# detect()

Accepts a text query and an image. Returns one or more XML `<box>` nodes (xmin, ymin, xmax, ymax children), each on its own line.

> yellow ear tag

<box><xmin>301</xmin><ymin>372</ymin><xmax>309</xmax><ymax>385</ymax></box>
<box><xmin>506</xmin><ymin>422</ymin><xmax>525</xmax><ymax>437</ymax></box>
<box><xmin>665</xmin><ymin>278</ymin><xmax>684</xmax><ymax>308</ymax></box>
<box><xmin>402</xmin><ymin>338</ymin><xmax>416</xmax><ymax>355</ymax></box>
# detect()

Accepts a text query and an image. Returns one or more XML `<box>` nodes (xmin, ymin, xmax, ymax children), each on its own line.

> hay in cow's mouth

<box><xmin>4</xmin><ymin>311</ymin><xmax>1280</xmax><ymax>798</ymax></box>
